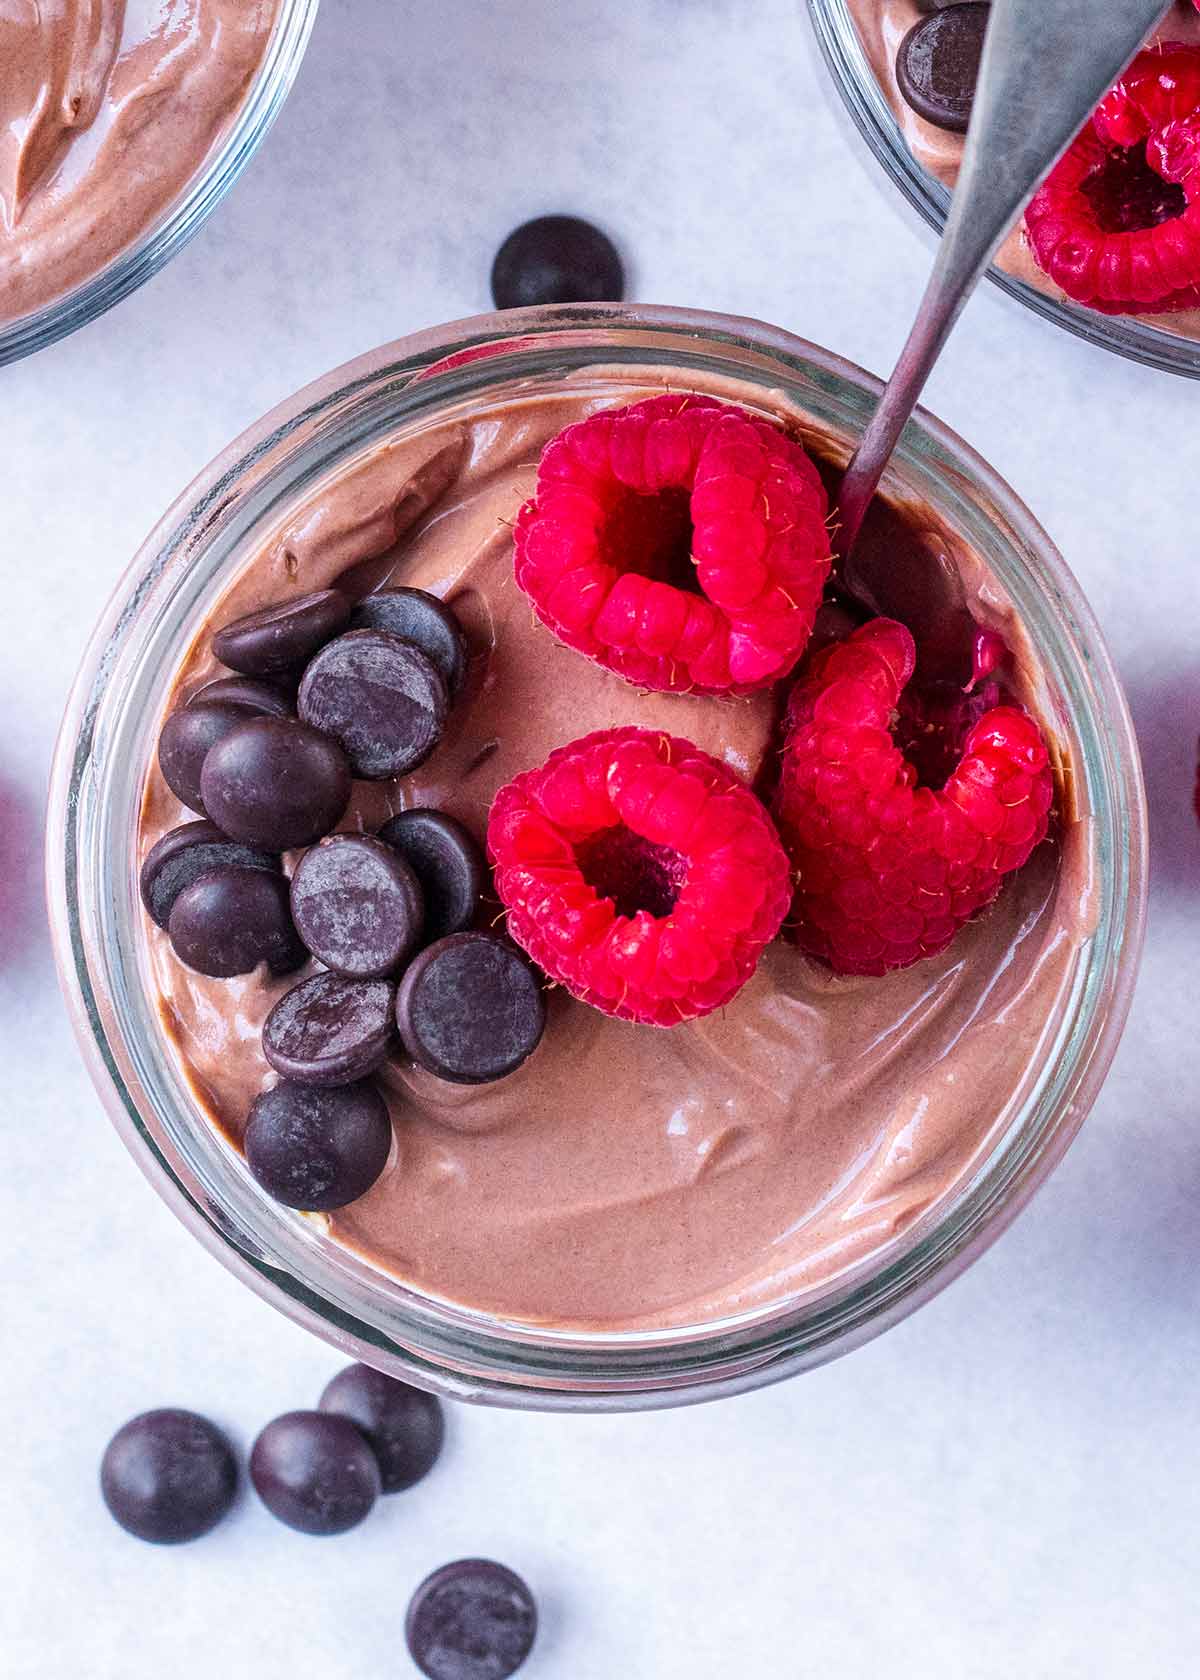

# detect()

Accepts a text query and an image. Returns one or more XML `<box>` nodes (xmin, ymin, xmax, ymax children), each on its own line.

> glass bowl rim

<box><xmin>46</xmin><ymin>302</ymin><xmax>1149</xmax><ymax>1411</ymax></box>
<box><xmin>0</xmin><ymin>0</ymin><xmax>320</xmax><ymax>367</ymax></box>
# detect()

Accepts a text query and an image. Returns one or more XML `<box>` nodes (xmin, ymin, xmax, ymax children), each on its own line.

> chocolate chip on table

<box><xmin>139</xmin><ymin>820</ymin><xmax>279</xmax><ymax>929</ymax></box>
<box><xmin>263</xmin><ymin>972</ymin><xmax>396</xmax><ymax>1085</ymax></box>
<box><xmin>244</xmin><ymin>1078</ymin><xmax>392</xmax><ymax>1209</ymax></box>
<box><xmin>290</xmin><ymin>835</ymin><xmax>425</xmax><ymax>979</ymax></box>
<box><xmin>158</xmin><ymin>699</ymin><xmax>256</xmax><ymax>814</ymax></box>
<box><xmin>319</xmin><ymin>1363</ymin><xmax>444</xmax><ymax>1495</ymax></box>
<box><xmin>298</xmin><ymin>630</ymin><xmax>449</xmax><ymax>781</ymax></box>
<box><xmin>100</xmin><ymin>1409</ymin><xmax>238</xmax><ymax>1545</ymax></box>
<box><xmin>491</xmin><ymin>213</ymin><xmax>624</xmax><ymax>309</ymax></box>
<box><xmin>896</xmin><ymin>3</ymin><xmax>989</xmax><ymax>134</ymax></box>
<box><xmin>168</xmin><ymin>866</ymin><xmax>307</xmax><ymax>978</ymax></box>
<box><xmin>377</xmin><ymin>809</ymin><xmax>485</xmax><ymax>943</ymax></box>
<box><xmin>396</xmin><ymin>932</ymin><xmax>545</xmax><ymax>1085</ymax></box>
<box><xmin>350</xmin><ymin>588</ymin><xmax>470</xmax><ymax>700</ymax></box>
<box><xmin>211</xmin><ymin>588</ymin><xmax>351</xmax><ymax>676</ymax></box>
<box><xmin>406</xmin><ymin>1559</ymin><xmax>537</xmax><ymax>1680</ymax></box>
<box><xmin>249</xmin><ymin>1411</ymin><xmax>381</xmax><ymax>1535</ymax></box>
<box><xmin>191</xmin><ymin>674</ymin><xmax>295</xmax><ymax>717</ymax></box>
<box><xmin>200</xmin><ymin>716</ymin><xmax>351</xmax><ymax>851</ymax></box>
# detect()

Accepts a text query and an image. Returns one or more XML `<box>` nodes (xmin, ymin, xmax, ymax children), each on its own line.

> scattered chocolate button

<box><xmin>377</xmin><ymin>809</ymin><xmax>485</xmax><ymax>943</ymax></box>
<box><xmin>350</xmin><ymin>588</ymin><xmax>470</xmax><ymax>699</ymax></box>
<box><xmin>298</xmin><ymin>630</ymin><xmax>449</xmax><ymax>781</ymax></box>
<box><xmin>158</xmin><ymin>699</ymin><xmax>255</xmax><ymax>814</ymax></box>
<box><xmin>896</xmin><ymin>3</ymin><xmax>988</xmax><ymax>133</ymax></box>
<box><xmin>263</xmin><ymin>972</ymin><xmax>396</xmax><ymax>1085</ymax></box>
<box><xmin>396</xmin><ymin>932</ymin><xmax>545</xmax><ymax>1085</ymax></box>
<box><xmin>406</xmin><ymin>1559</ymin><xmax>537</xmax><ymax>1680</ymax></box>
<box><xmin>249</xmin><ymin>1411</ymin><xmax>381</xmax><ymax>1535</ymax></box>
<box><xmin>168</xmin><ymin>866</ymin><xmax>307</xmax><ymax>978</ymax></box>
<box><xmin>101</xmin><ymin>1409</ymin><xmax>238</xmax><ymax>1545</ymax></box>
<box><xmin>244</xmin><ymin>1078</ymin><xmax>391</xmax><ymax>1209</ymax></box>
<box><xmin>319</xmin><ymin>1363</ymin><xmax>444</xmax><ymax>1495</ymax></box>
<box><xmin>139</xmin><ymin>820</ymin><xmax>279</xmax><ymax>929</ymax></box>
<box><xmin>200</xmin><ymin>716</ymin><xmax>351</xmax><ymax>851</ymax></box>
<box><xmin>190</xmin><ymin>674</ymin><xmax>295</xmax><ymax>717</ymax></box>
<box><xmin>290</xmin><ymin>835</ymin><xmax>424</xmax><ymax>979</ymax></box>
<box><xmin>212</xmin><ymin>588</ymin><xmax>351</xmax><ymax>676</ymax></box>
<box><xmin>491</xmin><ymin>213</ymin><xmax>624</xmax><ymax>309</ymax></box>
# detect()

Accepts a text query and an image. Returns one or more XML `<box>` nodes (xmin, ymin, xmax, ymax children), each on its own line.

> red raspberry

<box><xmin>1025</xmin><ymin>46</ymin><xmax>1200</xmax><ymax>314</ymax></box>
<box><xmin>488</xmin><ymin>727</ymin><xmax>792</xmax><ymax>1025</ymax></box>
<box><xmin>773</xmin><ymin>619</ymin><xmax>1053</xmax><ymax>977</ymax></box>
<box><xmin>512</xmin><ymin>393</ymin><xmax>832</xmax><ymax>696</ymax></box>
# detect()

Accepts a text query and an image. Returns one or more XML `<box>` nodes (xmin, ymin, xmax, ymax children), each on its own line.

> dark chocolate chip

<box><xmin>491</xmin><ymin>212</ymin><xmax>624</xmax><ymax>309</ymax></box>
<box><xmin>244</xmin><ymin>1079</ymin><xmax>392</xmax><ymax>1210</ymax></box>
<box><xmin>101</xmin><ymin>1409</ymin><xmax>238</xmax><ymax>1545</ymax></box>
<box><xmin>298</xmin><ymin>630</ymin><xmax>449</xmax><ymax>781</ymax></box>
<box><xmin>349</xmin><ymin>589</ymin><xmax>469</xmax><ymax>699</ymax></box>
<box><xmin>406</xmin><ymin>1559</ymin><xmax>537</xmax><ymax>1680</ymax></box>
<box><xmin>377</xmin><ymin>810</ymin><xmax>485</xmax><ymax>943</ymax></box>
<box><xmin>290</xmin><ymin>835</ymin><xmax>424</xmax><ymax>979</ymax></box>
<box><xmin>318</xmin><ymin>1364</ymin><xmax>444</xmax><ymax>1495</ymax></box>
<box><xmin>190</xmin><ymin>674</ymin><xmax>295</xmax><ymax>717</ymax></box>
<box><xmin>395</xmin><ymin>933</ymin><xmax>544</xmax><ymax>1085</ymax></box>
<box><xmin>212</xmin><ymin>588</ymin><xmax>351</xmax><ymax>676</ymax></box>
<box><xmin>199</xmin><ymin>716</ymin><xmax>351</xmax><ymax>851</ymax></box>
<box><xmin>158</xmin><ymin>699</ymin><xmax>255</xmax><ymax>814</ymax></box>
<box><xmin>249</xmin><ymin>1411</ymin><xmax>381</xmax><ymax>1535</ymax></box>
<box><xmin>263</xmin><ymin>972</ymin><xmax>396</xmax><ymax>1085</ymax></box>
<box><xmin>168</xmin><ymin>866</ymin><xmax>307</xmax><ymax>979</ymax></box>
<box><xmin>896</xmin><ymin>3</ymin><xmax>988</xmax><ymax>133</ymax></box>
<box><xmin>139</xmin><ymin>820</ymin><xmax>279</xmax><ymax>929</ymax></box>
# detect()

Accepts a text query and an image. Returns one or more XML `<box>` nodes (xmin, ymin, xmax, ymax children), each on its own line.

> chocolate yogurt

<box><xmin>0</xmin><ymin>0</ymin><xmax>282</xmax><ymax>323</ymax></box>
<box><xmin>846</xmin><ymin>0</ymin><xmax>1200</xmax><ymax>339</ymax></box>
<box><xmin>137</xmin><ymin>369</ymin><xmax>1090</xmax><ymax>1332</ymax></box>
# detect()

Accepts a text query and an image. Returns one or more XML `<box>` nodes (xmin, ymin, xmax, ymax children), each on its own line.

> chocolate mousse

<box><xmin>136</xmin><ymin>370</ymin><xmax>1091</xmax><ymax>1332</ymax></box>
<box><xmin>1</xmin><ymin>1</ymin><xmax>282</xmax><ymax>323</ymax></box>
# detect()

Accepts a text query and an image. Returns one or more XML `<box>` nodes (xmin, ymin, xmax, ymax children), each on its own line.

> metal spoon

<box><xmin>837</xmin><ymin>0</ymin><xmax>1170</xmax><ymax>559</ymax></box>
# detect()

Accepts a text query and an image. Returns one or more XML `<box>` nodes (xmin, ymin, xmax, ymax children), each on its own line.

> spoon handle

<box><xmin>837</xmin><ymin>0</ymin><xmax>1170</xmax><ymax>558</ymax></box>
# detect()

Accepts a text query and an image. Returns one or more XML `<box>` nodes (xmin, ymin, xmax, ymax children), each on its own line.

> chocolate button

<box><xmin>263</xmin><ymin>972</ymin><xmax>396</xmax><ymax>1085</ymax></box>
<box><xmin>349</xmin><ymin>589</ymin><xmax>469</xmax><ymax>699</ymax></box>
<box><xmin>200</xmin><ymin>716</ymin><xmax>351</xmax><ymax>851</ymax></box>
<box><xmin>191</xmin><ymin>674</ymin><xmax>295</xmax><ymax>717</ymax></box>
<box><xmin>896</xmin><ymin>3</ymin><xmax>988</xmax><ymax>133</ymax></box>
<box><xmin>167</xmin><ymin>866</ymin><xmax>308</xmax><ymax>978</ymax></box>
<box><xmin>158</xmin><ymin>699</ymin><xmax>255</xmax><ymax>814</ymax></box>
<box><xmin>377</xmin><ymin>810</ymin><xmax>485</xmax><ymax>943</ymax></box>
<box><xmin>406</xmin><ymin>1559</ymin><xmax>537</xmax><ymax>1680</ymax></box>
<box><xmin>318</xmin><ymin>1364</ymin><xmax>444</xmax><ymax>1494</ymax></box>
<box><xmin>101</xmin><ymin>1410</ymin><xmax>239</xmax><ymax>1545</ymax></box>
<box><xmin>250</xmin><ymin>1411</ymin><xmax>381</xmax><ymax>1535</ymax></box>
<box><xmin>290</xmin><ymin>835</ymin><xmax>424</xmax><ymax>978</ymax></box>
<box><xmin>244</xmin><ymin>1080</ymin><xmax>391</xmax><ymax>1211</ymax></box>
<box><xmin>212</xmin><ymin>588</ymin><xmax>351</xmax><ymax>676</ymax></box>
<box><xmin>298</xmin><ymin>630</ymin><xmax>449</xmax><ymax>781</ymax></box>
<box><xmin>139</xmin><ymin>820</ymin><xmax>279</xmax><ymax>929</ymax></box>
<box><xmin>396</xmin><ymin>932</ymin><xmax>545</xmax><ymax>1085</ymax></box>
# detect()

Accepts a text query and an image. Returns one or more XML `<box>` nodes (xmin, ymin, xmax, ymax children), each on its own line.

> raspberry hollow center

<box><xmin>600</xmin><ymin>487</ymin><xmax>702</xmax><ymax>596</ymax></box>
<box><xmin>1082</xmin><ymin>142</ymin><xmax>1187</xmax><ymax>233</ymax></box>
<box><xmin>575</xmin><ymin>824</ymin><xmax>688</xmax><ymax>920</ymax></box>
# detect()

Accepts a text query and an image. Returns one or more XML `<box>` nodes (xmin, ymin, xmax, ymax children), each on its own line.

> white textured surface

<box><xmin>6</xmin><ymin>2</ymin><xmax>1199</xmax><ymax>1675</ymax></box>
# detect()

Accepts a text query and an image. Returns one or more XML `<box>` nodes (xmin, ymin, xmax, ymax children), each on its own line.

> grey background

<box><xmin>5</xmin><ymin>1</ymin><xmax>1198</xmax><ymax>1675</ymax></box>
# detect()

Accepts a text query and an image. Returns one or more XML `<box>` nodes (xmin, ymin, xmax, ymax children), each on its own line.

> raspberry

<box><xmin>488</xmin><ymin>727</ymin><xmax>792</xmax><ymax>1025</ymax></box>
<box><xmin>773</xmin><ymin>619</ymin><xmax>1053</xmax><ymax>977</ymax></box>
<box><xmin>1025</xmin><ymin>46</ymin><xmax>1200</xmax><ymax>315</ymax></box>
<box><xmin>512</xmin><ymin>393</ymin><xmax>832</xmax><ymax>696</ymax></box>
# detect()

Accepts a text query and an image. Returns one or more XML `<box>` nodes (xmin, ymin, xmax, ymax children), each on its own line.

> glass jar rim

<box><xmin>46</xmin><ymin>303</ymin><xmax>1148</xmax><ymax>1410</ymax></box>
<box><xmin>805</xmin><ymin>0</ymin><xmax>1200</xmax><ymax>380</ymax></box>
<box><xmin>0</xmin><ymin>0</ymin><xmax>319</xmax><ymax>367</ymax></box>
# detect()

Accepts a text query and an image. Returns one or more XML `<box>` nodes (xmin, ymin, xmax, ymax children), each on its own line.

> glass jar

<box><xmin>0</xmin><ymin>0</ymin><xmax>319</xmax><ymax>367</ymax></box>
<box><xmin>46</xmin><ymin>304</ymin><xmax>1147</xmax><ymax>1410</ymax></box>
<box><xmin>806</xmin><ymin>0</ymin><xmax>1200</xmax><ymax>380</ymax></box>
